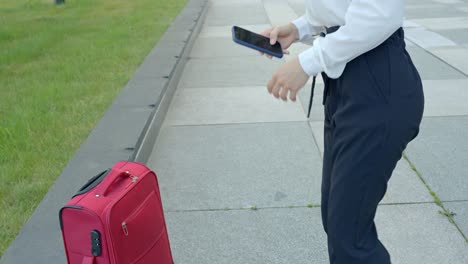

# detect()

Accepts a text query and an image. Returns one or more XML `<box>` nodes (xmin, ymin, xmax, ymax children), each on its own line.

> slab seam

<box><xmin>163</xmin><ymin>120</ymin><xmax>309</xmax><ymax>128</ymax></box>
<box><xmin>402</xmin><ymin>153</ymin><xmax>468</xmax><ymax>243</ymax></box>
<box><xmin>411</xmin><ymin>40</ymin><xmax>468</xmax><ymax>78</ymax></box>
<box><xmin>163</xmin><ymin>200</ymin><xmax>446</xmax><ymax>213</ymax></box>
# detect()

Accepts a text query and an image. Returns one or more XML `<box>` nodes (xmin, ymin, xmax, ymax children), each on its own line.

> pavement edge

<box><xmin>130</xmin><ymin>0</ymin><xmax>209</xmax><ymax>163</ymax></box>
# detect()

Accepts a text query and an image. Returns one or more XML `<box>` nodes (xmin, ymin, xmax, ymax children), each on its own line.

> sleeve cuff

<box><xmin>292</xmin><ymin>16</ymin><xmax>314</xmax><ymax>41</ymax></box>
<box><xmin>298</xmin><ymin>46</ymin><xmax>323</xmax><ymax>77</ymax></box>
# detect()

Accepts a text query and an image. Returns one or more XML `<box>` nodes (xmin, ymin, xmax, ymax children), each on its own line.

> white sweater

<box><xmin>292</xmin><ymin>0</ymin><xmax>404</xmax><ymax>78</ymax></box>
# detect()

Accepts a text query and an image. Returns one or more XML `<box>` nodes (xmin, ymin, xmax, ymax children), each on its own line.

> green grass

<box><xmin>0</xmin><ymin>0</ymin><xmax>188</xmax><ymax>256</ymax></box>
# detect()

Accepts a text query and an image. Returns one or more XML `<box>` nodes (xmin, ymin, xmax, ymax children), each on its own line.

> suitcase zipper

<box><xmin>120</xmin><ymin>190</ymin><xmax>153</xmax><ymax>237</ymax></box>
<box><xmin>122</xmin><ymin>222</ymin><xmax>129</xmax><ymax>236</ymax></box>
<box><xmin>120</xmin><ymin>175</ymin><xmax>138</xmax><ymax>237</ymax></box>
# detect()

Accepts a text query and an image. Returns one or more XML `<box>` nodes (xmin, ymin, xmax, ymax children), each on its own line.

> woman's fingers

<box><xmin>260</xmin><ymin>27</ymin><xmax>274</xmax><ymax>58</ymax></box>
<box><xmin>259</xmin><ymin>27</ymin><xmax>273</xmax><ymax>38</ymax></box>
<box><xmin>272</xmin><ymin>82</ymin><xmax>282</xmax><ymax>98</ymax></box>
<box><xmin>259</xmin><ymin>27</ymin><xmax>292</xmax><ymax>58</ymax></box>
<box><xmin>289</xmin><ymin>89</ymin><xmax>298</xmax><ymax>102</ymax></box>
<box><xmin>267</xmin><ymin>77</ymin><xmax>298</xmax><ymax>102</ymax></box>
<box><xmin>267</xmin><ymin>78</ymin><xmax>275</xmax><ymax>94</ymax></box>
<box><xmin>269</xmin><ymin>27</ymin><xmax>279</xmax><ymax>45</ymax></box>
<box><xmin>280</xmin><ymin>86</ymin><xmax>289</xmax><ymax>101</ymax></box>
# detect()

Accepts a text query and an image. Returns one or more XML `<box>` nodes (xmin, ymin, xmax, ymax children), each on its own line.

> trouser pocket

<box><xmin>363</xmin><ymin>44</ymin><xmax>392</xmax><ymax>103</ymax></box>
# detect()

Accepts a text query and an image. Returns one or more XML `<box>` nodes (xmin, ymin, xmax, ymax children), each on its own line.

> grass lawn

<box><xmin>0</xmin><ymin>0</ymin><xmax>187</xmax><ymax>256</ymax></box>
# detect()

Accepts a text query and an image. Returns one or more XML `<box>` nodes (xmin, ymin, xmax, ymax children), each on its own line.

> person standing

<box><xmin>261</xmin><ymin>1</ymin><xmax>424</xmax><ymax>263</ymax></box>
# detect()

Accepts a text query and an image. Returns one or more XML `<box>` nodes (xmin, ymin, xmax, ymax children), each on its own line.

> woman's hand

<box><xmin>267</xmin><ymin>57</ymin><xmax>309</xmax><ymax>102</ymax></box>
<box><xmin>259</xmin><ymin>23</ymin><xmax>299</xmax><ymax>59</ymax></box>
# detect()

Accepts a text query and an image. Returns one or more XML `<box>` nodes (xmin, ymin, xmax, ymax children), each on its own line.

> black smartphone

<box><xmin>231</xmin><ymin>26</ymin><xmax>283</xmax><ymax>58</ymax></box>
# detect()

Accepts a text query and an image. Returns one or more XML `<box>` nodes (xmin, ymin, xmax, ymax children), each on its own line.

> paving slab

<box><xmin>430</xmin><ymin>46</ymin><xmax>468</xmax><ymax>75</ymax></box>
<box><xmin>458</xmin><ymin>6</ymin><xmax>468</xmax><ymax>13</ymax></box>
<box><xmin>435</xmin><ymin>28</ymin><xmax>468</xmax><ymax>44</ymax></box>
<box><xmin>263</xmin><ymin>0</ymin><xmax>300</xmax><ymax>25</ymax></box>
<box><xmin>405</xmin><ymin>5</ymin><xmax>466</xmax><ymax>19</ymax></box>
<box><xmin>308</xmin><ymin>121</ymin><xmax>324</xmax><ymax>157</ymax></box>
<box><xmin>165</xmin><ymin>208</ymin><xmax>329</xmax><ymax>264</ymax></box>
<box><xmin>432</xmin><ymin>0</ymin><xmax>465</xmax><ymax>4</ymax></box>
<box><xmin>198</xmin><ymin>24</ymin><xmax>271</xmax><ymax>38</ymax></box>
<box><xmin>421</xmin><ymin>79</ymin><xmax>468</xmax><ymax>117</ymax></box>
<box><xmin>209</xmin><ymin>0</ymin><xmax>263</xmax><ymax>6</ymax></box>
<box><xmin>204</xmin><ymin>3</ymin><xmax>269</xmax><ymax>26</ymax></box>
<box><xmin>288</xmin><ymin>0</ymin><xmax>306</xmax><ymax>17</ymax></box>
<box><xmin>381</xmin><ymin>160</ymin><xmax>434</xmax><ymax>204</ymax></box>
<box><xmin>164</xmin><ymin>87</ymin><xmax>306</xmax><ymax>125</ymax></box>
<box><xmin>403</xmin><ymin>20</ymin><xmax>423</xmax><ymax>28</ymax></box>
<box><xmin>164</xmin><ymin>204</ymin><xmax>468</xmax><ymax>264</ymax></box>
<box><xmin>404</xmin><ymin>38</ymin><xmax>416</xmax><ymax>47</ymax></box>
<box><xmin>410</xmin><ymin>17</ymin><xmax>468</xmax><ymax>30</ymax></box>
<box><xmin>190</xmin><ymin>37</ymin><xmax>259</xmax><ymax>58</ymax></box>
<box><xmin>405</xmin><ymin>116</ymin><xmax>468</xmax><ymax>201</ymax></box>
<box><xmin>404</xmin><ymin>28</ymin><xmax>457</xmax><ymax>49</ymax></box>
<box><xmin>406</xmin><ymin>46</ymin><xmax>466</xmax><ymax>80</ymax></box>
<box><xmin>148</xmin><ymin>122</ymin><xmax>323</xmax><ymax>210</ymax></box>
<box><xmin>376</xmin><ymin>203</ymin><xmax>468</xmax><ymax>264</ymax></box>
<box><xmin>406</xmin><ymin>0</ymin><xmax>437</xmax><ymax>6</ymax></box>
<box><xmin>178</xmin><ymin>57</ymin><xmax>282</xmax><ymax>88</ymax></box>
<box><xmin>444</xmin><ymin>201</ymin><xmax>468</xmax><ymax>238</ymax></box>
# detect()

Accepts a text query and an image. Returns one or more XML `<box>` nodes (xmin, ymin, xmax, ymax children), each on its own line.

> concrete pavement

<box><xmin>148</xmin><ymin>0</ymin><xmax>468</xmax><ymax>263</ymax></box>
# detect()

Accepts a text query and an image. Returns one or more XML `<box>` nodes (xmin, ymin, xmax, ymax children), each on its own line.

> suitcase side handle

<box><xmin>101</xmin><ymin>170</ymin><xmax>135</xmax><ymax>197</ymax></box>
<box><xmin>73</xmin><ymin>170</ymin><xmax>110</xmax><ymax>197</ymax></box>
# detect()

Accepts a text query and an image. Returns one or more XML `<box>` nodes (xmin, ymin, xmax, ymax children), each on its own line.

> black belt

<box><xmin>307</xmin><ymin>26</ymin><xmax>340</xmax><ymax>118</ymax></box>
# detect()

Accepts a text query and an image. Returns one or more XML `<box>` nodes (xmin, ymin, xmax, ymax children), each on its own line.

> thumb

<box><xmin>270</xmin><ymin>27</ymin><xmax>279</xmax><ymax>45</ymax></box>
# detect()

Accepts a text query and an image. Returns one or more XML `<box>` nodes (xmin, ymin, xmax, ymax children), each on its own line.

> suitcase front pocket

<box><xmin>114</xmin><ymin>190</ymin><xmax>166</xmax><ymax>264</ymax></box>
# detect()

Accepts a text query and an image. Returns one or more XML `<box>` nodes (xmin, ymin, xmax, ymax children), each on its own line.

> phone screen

<box><xmin>233</xmin><ymin>26</ymin><xmax>282</xmax><ymax>55</ymax></box>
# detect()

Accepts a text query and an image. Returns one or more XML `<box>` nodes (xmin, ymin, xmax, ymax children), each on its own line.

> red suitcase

<box><xmin>60</xmin><ymin>161</ymin><xmax>173</xmax><ymax>264</ymax></box>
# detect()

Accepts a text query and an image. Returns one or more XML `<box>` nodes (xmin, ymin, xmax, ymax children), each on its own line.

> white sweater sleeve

<box><xmin>292</xmin><ymin>12</ymin><xmax>323</xmax><ymax>41</ymax></box>
<box><xmin>298</xmin><ymin>0</ymin><xmax>404</xmax><ymax>78</ymax></box>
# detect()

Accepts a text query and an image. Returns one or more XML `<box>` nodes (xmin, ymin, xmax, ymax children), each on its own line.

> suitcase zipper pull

<box><xmin>125</xmin><ymin>176</ymin><xmax>139</xmax><ymax>188</ymax></box>
<box><xmin>122</xmin><ymin>222</ymin><xmax>129</xmax><ymax>236</ymax></box>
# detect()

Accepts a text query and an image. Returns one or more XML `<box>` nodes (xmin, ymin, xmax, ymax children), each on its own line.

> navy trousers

<box><xmin>320</xmin><ymin>28</ymin><xmax>424</xmax><ymax>264</ymax></box>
